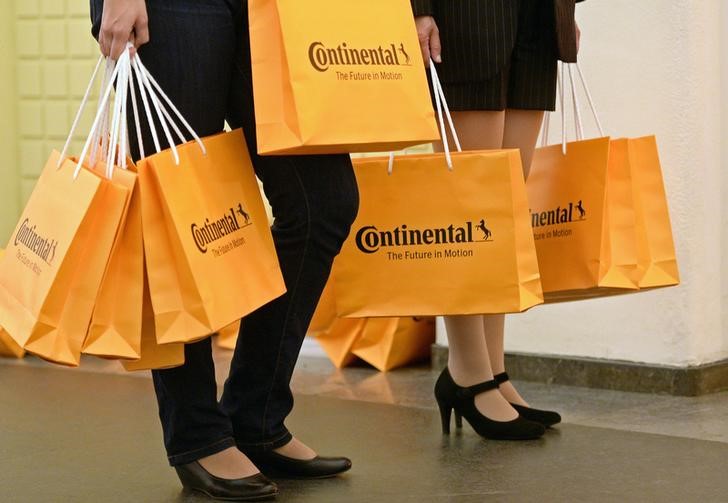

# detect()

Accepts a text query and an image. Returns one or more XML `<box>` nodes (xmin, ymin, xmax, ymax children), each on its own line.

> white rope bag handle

<box><xmin>58</xmin><ymin>55</ymin><xmax>104</xmax><ymax>167</ymax></box>
<box><xmin>387</xmin><ymin>60</ymin><xmax>462</xmax><ymax>174</ymax></box>
<box><xmin>122</xmin><ymin>52</ymin><xmax>207</xmax><ymax>166</ymax></box>
<box><xmin>61</xmin><ymin>53</ymin><xmax>132</xmax><ymax>178</ymax></box>
<box><xmin>539</xmin><ymin>61</ymin><xmax>605</xmax><ymax>153</ymax></box>
<box><xmin>69</xmin><ymin>43</ymin><xmax>208</xmax><ymax>179</ymax></box>
<box><xmin>92</xmin><ymin>58</ymin><xmax>116</xmax><ymax>167</ymax></box>
<box><xmin>74</xmin><ymin>49</ymin><xmax>131</xmax><ymax>178</ymax></box>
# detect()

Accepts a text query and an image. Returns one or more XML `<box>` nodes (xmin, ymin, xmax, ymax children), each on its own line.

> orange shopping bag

<box><xmin>248</xmin><ymin>0</ymin><xmax>439</xmax><ymax>154</ymax></box>
<box><xmin>333</xmin><ymin>149</ymin><xmax>542</xmax><ymax>317</ymax></box>
<box><xmin>0</xmin><ymin>153</ymin><xmax>128</xmax><ymax>366</ymax></box>
<box><xmin>0</xmin><ymin>327</ymin><xmax>24</xmax><ymax>359</ymax></box>
<box><xmin>314</xmin><ymin>318</ymin><xmax>367</xmax><ymax>368</ymax></box>
<box><xmin>352</xmin><ymin>317</ymin><xmax>434</xmax><ymax>372</ymax></box>
<box><xmin>527</xmin><ymin>137</ymin><xmax>640</xmax><ymax>301</ymax></box>
<box><xmin>216</xmin><ymin>320</ymin><xmax>241</xmax><ymax>350</ymax></box>
<box><xmin>138</xmin><ymin>129</ymin><xmax>286</xmax><ymax>344</ymax></box>
<box><xmin>83</xmin><ymin>166</ymin><xmax>144</xmax><ymax>360</ymax></box>
<box><xmin>122</xmin><ymin>268</ymin><xmax>185</xmax><ymax>371</ymax></box>
<box><xmin>627</xmin><ymin>136</ymin><xmax>680</xmax><ymax>288</ymax></box>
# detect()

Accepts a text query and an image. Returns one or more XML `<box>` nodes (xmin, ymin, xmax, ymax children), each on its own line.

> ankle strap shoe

<box><xmin>435</xmin><ymin>368</ymin><xmax>545</xmax><ymax>440</ymax></box>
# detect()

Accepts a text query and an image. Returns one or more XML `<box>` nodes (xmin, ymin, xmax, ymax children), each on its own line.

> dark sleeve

<box><xmin>411</xmin><ymin>0</ymin><xmax>434</xmax><ymax>17</ymax></box>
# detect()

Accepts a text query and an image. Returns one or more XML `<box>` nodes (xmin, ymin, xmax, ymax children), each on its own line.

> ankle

<box><xmin>447</xmin><ymin>364</ymin><xmax>493</xmax><ymax>388</ymax></box>
<box><xmin>197</xmin><ymin>447</ymin><xmax>260</xmax><ymax>480</ymax></box>
<box><xmin>498</xmin><ymin>381</ymin><xmax>529</xmax><ymax>407</ymax></box>
<box><xmin>274</xmin><ymin>437</ymin><xmax>317</xmax><ymax>461</ymax></box>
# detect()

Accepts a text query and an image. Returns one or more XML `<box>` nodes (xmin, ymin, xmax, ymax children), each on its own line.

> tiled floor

<box><xmin>2</xmin><ymin>341</ymin><xmax>728</xmax><ymax>502</ymax></box>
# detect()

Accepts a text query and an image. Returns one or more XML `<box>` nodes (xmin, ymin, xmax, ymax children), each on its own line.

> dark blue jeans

<box><xmin>91</xmin><ymin>0</ymin><xmax>359</xmax><ymax>466</ymax></box>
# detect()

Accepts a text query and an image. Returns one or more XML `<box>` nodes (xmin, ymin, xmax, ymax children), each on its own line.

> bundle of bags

<box><xmin>0</xmin><ymin>50</ymin><xmax>289</xmax><ymax>369</ymax></box>
<box><xmin>302</xmin><ymin>62</ymin><xmax>678</xmax><ymax>371</ymax></box>
<box><xmin>327</xmin><ymin>62</ymin><xmax>679</xmax><ymax>320</ymax></box>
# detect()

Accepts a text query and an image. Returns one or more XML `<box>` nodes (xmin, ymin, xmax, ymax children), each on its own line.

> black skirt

<box><xmin>433</xmin><ymin>0</ymin><xmax>559</xmax><ymax>112</ymax></box>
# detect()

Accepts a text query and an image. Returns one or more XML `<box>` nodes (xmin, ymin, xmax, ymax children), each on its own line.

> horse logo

<box><xmin>237</xmin><ymin>203</ymin><xmax>251</xmax><ymax>225</ymax></box>
<box><xmin>576</xmin><ymin>200</ymin><xmax>586</xmax><ymax>220</ymax></box>
<box><xmin>476</xmin><ymin>219</ymin><xmax>492</xmax><ymax>241</ymax></box>
<box><xmin>398</xmin><ymin>43</ymin><xmax>411</xmax><ymax>65</ymax></box>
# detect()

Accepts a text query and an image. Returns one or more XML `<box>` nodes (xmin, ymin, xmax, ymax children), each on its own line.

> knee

<box><xmin>262</xmin><ymin>155</ymin><xmax>359</xmax><ymax>251</ymax></box>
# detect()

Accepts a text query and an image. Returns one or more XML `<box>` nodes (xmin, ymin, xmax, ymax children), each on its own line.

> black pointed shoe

<box><xmin>246</xmin><ymin>450</ymin><xmax>352</xmax><ymax>479</ymax></box>
<box><xmin>435</xmin><ymin>368</ymin><xmax>545</xmax><ymax>440</ymax></box>
<box><xmin>494</xmin><ymin>372</ymin><xmax>562</xmax><ymax>427</ymax></box>
<box><xmin>174</xmin><ymin>461</ymin><xmax>278</xmax><ymax>501</ymax></box>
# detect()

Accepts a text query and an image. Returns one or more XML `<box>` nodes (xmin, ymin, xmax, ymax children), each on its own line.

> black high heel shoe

<box><xmin>174</xmin><ymin>461</ymin><xmax>278</xmax><ymax>501</ymax></box>
<box><xmin>494</xmin><ymin>372</ymin><xmax>561</xmax><ymax>427</ymax></box>
<box><xmin>435</xmin><ymin>368</ymin><xmax>545</xmax><ymax>440</ymax></box>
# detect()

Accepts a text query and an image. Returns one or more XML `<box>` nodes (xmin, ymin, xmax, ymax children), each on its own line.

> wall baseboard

<box><xmin>431</xmin><ymin>345</ymin><xmax>728</xmax><ymax>396</ymax></box>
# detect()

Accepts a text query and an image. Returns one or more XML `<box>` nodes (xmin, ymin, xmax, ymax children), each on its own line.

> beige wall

<box><xmin>504</xmin><ymin>0</ymin><xmax>728</xmax><ymax>366</ymax></box>
<box><xmin>0</xmin><ymin>2</ymin><xmax>19</xmax><ymax>245</ymax></box>
<box><xmin>1</xmin><ymin>0</ymin><xmax>99</xmax><ymax>245</ymax></box>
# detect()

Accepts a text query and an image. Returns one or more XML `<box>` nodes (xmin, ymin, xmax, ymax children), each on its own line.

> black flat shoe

<box><xmin>435</xmin><ymin>368</ymin><xmax>545</xmax><ymax>440</ymax></box>
<box><xmin>246</xmin><ymin>450</ymin><xmax>352</xmax><ymax>479</ymax></box>
<box><xmin>494</xmin><ymin>372</ymin><xmax>562</xmax><ymax>427</ymax></box>
<box><xmin>174</xmin><ymin>461</ymin><xmax>278</xmax><ymax>501</ymax></box>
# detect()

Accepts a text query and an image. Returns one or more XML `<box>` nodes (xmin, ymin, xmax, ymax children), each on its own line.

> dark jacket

<box><xmin>412</xmin><ymin>0</ymin><xmax>583</xmax><ymax>83</ymax></box>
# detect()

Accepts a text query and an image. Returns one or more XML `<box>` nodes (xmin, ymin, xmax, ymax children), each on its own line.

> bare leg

<box><xmin>436</xmin><ymin>110</ymin><xmax>505</xmax><ymax>152</ymax></box>
<box><xmin>483</xmin><ymin>108</ymin><xmax>545</xmax><ymax>407</ymax></box>
<box><xmin>502</xmin><ymin>109</ymin><xmax>544</xmax><ymax>179</ymax></box>
<box><xmin>440</xmin><ymin>111</ymin><xmax>517</xmax><ymax>421</ymax></box>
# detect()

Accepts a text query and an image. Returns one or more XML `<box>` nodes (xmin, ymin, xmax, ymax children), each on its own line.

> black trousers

<box><xmin>91</xmin><ymin>0</ymin><xmax>359</xmax><ymax>466</ymax></box>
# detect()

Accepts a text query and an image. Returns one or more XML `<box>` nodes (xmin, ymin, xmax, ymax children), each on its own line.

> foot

<box><xmin>175</xmin><ymin>459</ymin><xmax>277</xmax><ymax>501</ymax></box>
<box><xmin>493</xmin><ymin>372</ymin><xmax>561</xmax><ymax>427</ymax></box>
<box><xmin>198</xmin><ymin>446</ymin><xmax>261</xmax><ymax>480</ymax></box>
<box><xmin>497</xmin><ymin>379</ymin><xmax>530</xmax><ymax>408</ymax></box>
<box><xmin>449</xmin><ymin>368</ymin><xmax>518</xmax><ymax>422</ymax></box>
<box><xmin>248</xmin><ymin>438</ymin><xmax>352</xmax><ymax>479</ymax></box>
<box><xmin>273</xmin><ymin>437</ymin><xmax>317</xmax><ymax>460</ymax></box>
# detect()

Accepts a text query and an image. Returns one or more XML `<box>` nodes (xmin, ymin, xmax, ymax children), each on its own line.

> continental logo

<box><xmin>14</xmin><ymin>219</ymin><xmax>57</xmax><ymax>265</ymax></box>
<box><xmin>530</xmin><ymin>201</ymin><xmax>586</xmax><ymax>228</ymax></box>
<box><xmin>191</xmin><ymin>203</ymin><xmax>251</xmax><ymax>254</ymax></box>
<box><xmin>308</xmin><ymin>41</ymin><xmax>413</xmax><ymax>72</ymax></box>
<box><xmin>355</xmin><ymin>220</ymin><xmax>493</xmax><ymax>254</ymax></box>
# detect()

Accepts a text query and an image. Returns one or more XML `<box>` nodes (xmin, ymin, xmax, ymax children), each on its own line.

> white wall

<box><xmin>439</xmin><ymin>1</ymin><xmax>728</xmax><ymax>367</ymax></box>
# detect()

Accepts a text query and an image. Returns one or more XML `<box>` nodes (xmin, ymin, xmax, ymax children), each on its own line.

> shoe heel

<box><xmin>437</xmin><ymin>401</ymin><xmax>452</xmax><ymax>434</ymax></box>
<box><xmin>454</xmin><ymin>410</ymin><xmax>463</xmax><ymax>429</ymax></box>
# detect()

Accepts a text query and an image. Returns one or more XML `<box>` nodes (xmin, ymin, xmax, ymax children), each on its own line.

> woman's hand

<box><xmin>415</xmin><ymin>16</ymin><xmax>441</xmax><ymax>67</ymax></box>
<box><xmin>99</xmin><ymin>0</ymin><xmax>149</xmax><ymax>60</ymax></box>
